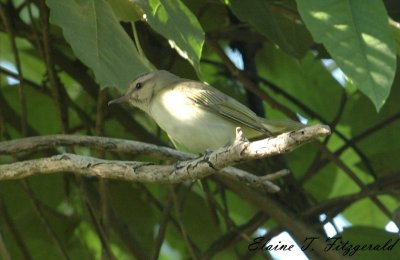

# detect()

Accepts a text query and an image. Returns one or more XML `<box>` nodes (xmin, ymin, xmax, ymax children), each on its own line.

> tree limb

<box><xmin>0</xmin><ymin>125</ymin><xmax>330</xmax><ymax>190</ymax></box>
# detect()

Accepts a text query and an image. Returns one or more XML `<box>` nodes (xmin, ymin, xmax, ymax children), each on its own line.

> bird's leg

<box><xmin>234</xmin><ymin>127</ymin><xmax>249</xmax><ymax>144</ymax></box>
<box><xmin>202</xmin><ymin>148</ymin><xmax>214</xmax><ymax>157</ymax></box>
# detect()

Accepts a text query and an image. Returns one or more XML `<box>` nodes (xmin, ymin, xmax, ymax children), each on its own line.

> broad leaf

<box><xmin>228</xmin><ymin>0</ymin><xmax>312</xmax><ymax>58</ymax></box>
<box><xmin>133</xmin><ymin>0</ymin><xmax>204</xmax><ymax>74</ymax></box>
<box><xmin>297</xmin><ymin>0</ymin><xmax>397</xmax><ymax>111</ymax></box>
<box><xmin>390</xmin><ymin>19</ymin><xmax>400</xmax><ymax>56</ymax></box>
<box><xmin>257</xmin><ymin>44</ymin><xmax>343</xmax><ymax>121</ymax></box>
<box><xmin>106</xmin><ymin>0</ymin><xmax>142</xmax><ymax>22</ymax></box>
<box><xmin>46</xmin><ymin>0</ymin><xmax>151</xmax><ymax>90</ymax></box>
<box><xmin>340</xmin><ymin>226</ymin><xmax>400</xmax><ymax>259</ymax></box>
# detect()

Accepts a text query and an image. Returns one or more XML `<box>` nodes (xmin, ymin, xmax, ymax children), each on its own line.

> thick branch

<box><xmin>0</xmin><ymin>125</ymin><xmax>330</xmax><ymax>186</ymax></box>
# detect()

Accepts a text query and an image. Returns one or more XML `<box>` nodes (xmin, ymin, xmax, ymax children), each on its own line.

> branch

<box><xmin>0</xmin><ymin>134</ymin><xmax>188</xmax><ymax>159</ymax></box>
<box><xmin>40</xmin><ymin>0</ymin><xmax>69</xmax><ymax>133</ymax></box>
<box><xmin>0</xmin><ymin>125</ymin><xmax>330</xmax><ymax>188</ymax></box>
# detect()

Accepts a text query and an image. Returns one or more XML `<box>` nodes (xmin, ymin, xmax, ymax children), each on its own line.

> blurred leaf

<box><xmin>0</xmin><ymin>33</ymin><xmax>45</xmax><ymax>84</ymax></box>
<box><xmin>192</xmin><ymin>3</ymin><xmax>229</xmax><ymax>32</ymax></box>
<box><xmin>224</xmin><ymin>187</ymin><xmax>257</xmax><ymax>224</ymax></box>
<box><xmin>133</xmin><ymin>0</ymin><xmax>204</xmax><ymax>74</ymax></box>
<box><xmin>228</xmin><ymin>0</ymin><xmax>310</xmax><ymax>57</ymax></box>
<box><xmin>304</xmin><ymin>164</ymin><xmax>339</xmax><ymax>200</ymax></box>
<box><xmin>0</xmin><ymin>180</ymin><xmax>82</xmax><ymax>259</ymax></box>
<box><xmin>2</xmin><ymin>85</ymin><xmax>59</xmax><ymax>134</ymax></box>
<box><xmin>339</xmin><ymin>62</ymin><xmax>400</xmax><ymax>178</ymax></box>
<box><xmin>109</xmin><ymin>182</ymin><xmax>158</xmax><ymax>250</ymax></box>
<box><xmin>106</xmin><ymin>0</ymin><xmax>142</xmax><ymax>21</ymax></box>
<box><xmin>297</xmin><ymin>0</ymin><xmax>397</xmax><ymax>111</ymax></box>
<box><xmin>179</xmin><ymin>186</ymin><xmax>222</xmax><ymax>249</ymax></box>
<box><xmin>46</xmin><ymin>0</ymin><xmax>152</xmax><ymax>90</ymax></box>
<box><xmin>340</xmin><ymin>226</ymin><xmax>400</xmax><ymax>259</ymax></box>
<box><xmin>390</xmin><ymin>19</ymin><xmax>400</xmax><ymax>56</ymax></box>
<box><xmin>343</xmin><ymin>196</ymin><xmax>397</xmax><ymax>228</ymax></box>
<box><xmin>257</xmin><ymin>44</ymin><xmax>343</xmax><ymax>121</ymax></box>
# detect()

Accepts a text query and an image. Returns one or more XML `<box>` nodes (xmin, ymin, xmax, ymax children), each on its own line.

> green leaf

<box><xmin>2</xmin><ymin>85</ymin><xmax>59</xmax><ymax>134</ymax></box>
<box><xmin>109</xmin><ymin>182</ymin><xmax>158</xmax><ymax>250</ymax></box>
<box><xmin>339</xmin><ymin>63</ymin><xmax>400</xmax><ymax>178</ymax></box>
<box><xmin>46</xmin><ymin>0</ymin><xmax>151</xmax><ymax>90</ymax></box>
<box><xmin>228</xmin><ymin>0</ymin><xmax>311</xmax><ymax>58</ymax></box>
<box><xmin>106</xmin><ymin>0</ymin><xmax>142</xmax><ymax>22</ymax></box>
<box><xmin>297</xmin><ymin>0</ymin><xmax>397</xmax><ymax>111</ymax></box>
<box><xmin>340</xmin><ymin>226</ymin><xmax>400</xmax><ymax>259</ymax></box>
<box><xmin>390</xmin><ymin>19</ymin><xmax>400</xmax><ymax>56</ymax></box>
<box><xmin>343</xmin><ymin>196</ymin><xmax>397</xmax><ymax>228</ymax></box>
<box><xmin>133</xmin><ymin>0</ymin><xmax>204</xmax><ymax>74</ymax></box>
<box><xmin>257</xmin><ymin>44</ymin><xmax>343</xmax><ymax>121</ymax></box>
<box><xmin>0</xmin><ymin>33</ymin><xmax>46</xmax><ymax>85</ymax></box>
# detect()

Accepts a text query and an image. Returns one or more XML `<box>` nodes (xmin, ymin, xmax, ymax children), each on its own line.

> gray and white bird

<box><xmin>108</xmin><ymin>70</ymin><xmax>303</xmax><ymax>153</ymax></box>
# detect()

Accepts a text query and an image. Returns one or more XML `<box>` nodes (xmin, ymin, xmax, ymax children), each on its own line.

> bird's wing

<box><xmin>175</xmin><ymin>81</ymin><xmax>270</xmax><ymax>134</ymax></box>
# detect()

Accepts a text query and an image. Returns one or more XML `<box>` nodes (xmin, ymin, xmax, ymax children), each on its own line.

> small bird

<box><xmin>108</xmin><ymin>70</ymin><xmax>303</xmax><ymax>153</ymax></box>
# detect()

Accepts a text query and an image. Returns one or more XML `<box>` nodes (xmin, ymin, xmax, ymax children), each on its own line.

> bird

<box><xmin>108</xmin><ymin>70</ymin><xmax>303</xmax><ymax>153</ymax></box>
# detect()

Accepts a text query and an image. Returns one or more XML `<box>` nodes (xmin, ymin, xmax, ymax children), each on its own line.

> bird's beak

<box><xmin>108</xmin><ymin>95</ymin><xmax>128</xmax><ymax>106</ymax></box>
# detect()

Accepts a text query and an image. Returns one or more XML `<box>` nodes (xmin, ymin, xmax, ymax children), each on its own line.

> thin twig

<box><xmin>202</xmin><ymin>212</ymin><xmax>268</xmax><ymax>259</ymax></box>
<box><xmin>0</xmin><ymin>5</ymin><xmax>28</xmax><ymax>136</ymax></box>
<box><xmin>0</xmin><ymin>198</ymin><xmax>33</xmax><ymax>260</ymax></box>
<box><xmin>84</xmin><ymin>200</ymin><xmax>116</xmax><ymax>260</ymax></box>
<box><xmin>0</xmin><ymin>231</ymin><xmax>11</xmax><ymax>260</ymax></box>
<box><xmin>95</xmin><ymin>88</ymin><xmax>111</xmax><ymax>257</ymax></box>
<box><xmin>304</xmin><ymin>172</ymin><xmax>400</xmax><ymax>219</ymax></box>
<box><xmin>136</xmin><ymin>183</ymin><xmax>201</xmax><ymax>254</ymax></box>
<box><xmin>20</xmin><ymin>180</ymin><xmax>70</xmax><ymax>260</ymax></box>
<box><xmin>39</xmin><ymin>0</ymin><xmax>69</xmax><ymax>133</ymax></box>
<box><xmin>170</xmin><ymin>185</ymin><xmax>199</xmax><ymax>260</ymax></box>
<box><xmin>152</xmin><ymin>191</ymin><xmax>174</xmax><ymax>260</ymax></box>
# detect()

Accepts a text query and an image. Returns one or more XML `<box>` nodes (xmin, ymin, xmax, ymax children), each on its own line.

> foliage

<box><xmin>0</xmin><ymin>0</ymin><xmax>399</xmax><ymax>259</ymax></box>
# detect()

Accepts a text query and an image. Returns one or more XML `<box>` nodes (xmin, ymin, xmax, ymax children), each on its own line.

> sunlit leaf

<box><xmin>133</xmin><ymin>0</ymin><xmax>204</xmax><ymax>74</ymax></box>
<box><xmin>297</xmin><ymin>0</ymin><xmax>397</xmax><ymax>111</ymax></box>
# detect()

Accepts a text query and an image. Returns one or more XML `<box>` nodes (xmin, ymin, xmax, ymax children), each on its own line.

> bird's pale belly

<box><xmin>149</xmin><ymin>92</ymin><xmax>239</xmax><ymax>152</ymax></box>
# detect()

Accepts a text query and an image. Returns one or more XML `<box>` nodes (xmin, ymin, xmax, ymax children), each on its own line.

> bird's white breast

<box><xmin>149</xmin><ymin>88</ymin><xmax>237</xmax><ymax>152</ymax></box>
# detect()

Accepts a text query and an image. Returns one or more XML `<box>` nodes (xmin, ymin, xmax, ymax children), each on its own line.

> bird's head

<box><xmin>108</xmin><ymin>70</ymin><xmax>180</xmax><ymax>112</ymax></box>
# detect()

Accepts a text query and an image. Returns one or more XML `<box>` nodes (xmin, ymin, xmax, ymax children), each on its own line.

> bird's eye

<box><xmin>135</xmin><ymin>83</ymin><xmax>143</xmax><ymax>90</ymax></box>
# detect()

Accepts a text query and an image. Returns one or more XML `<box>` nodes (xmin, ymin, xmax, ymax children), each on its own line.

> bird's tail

<box><xmin>261</xmin><ymin>119</ymin><xmax>304</xmax><ymax>134</ymax></box>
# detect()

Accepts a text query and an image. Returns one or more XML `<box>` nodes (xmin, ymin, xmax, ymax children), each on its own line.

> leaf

<box><xmin>109</xmin><ymin>182</ymin><xmax>158</xmax><ymax>250</ymax></box>
<box><xmin>46</xmin><ymin>0</ymin><xmax>151</xmax><ymax>90</ymax></box>
<box><xmin>339</xmin><ymin>63</ymin><xmax>400</xmax><ymax>178</ymax></box>
<box><xmin>179</xmin><ymin>185</ymin><xmax>222</xmax><ymax>247</ymax></box>
<box><xmin>390</xmin><ymin>19</ymin><xmax>400</xmax><ymax>56</ymax></box>
<box><xmin>227</xmin><ymin>0</ymin><xmax>311</xmax><ymax>58</ymax></box>
<box><xmin>106</xmin><ymin>0</ymin><xmax>142</xmax><ymax>22</ymax></box>
<box><xmin>340</xmin><ymin>226</ymin><xmax>400</xmax><ymax>259</ymax></box>
<box><xmin>133</xmin><ymin>0</ymin><xmax>204</xmax><ymax>74</ymax></box>
<box><xmin>257</xmin><ymin>44</ymin><xmax>343</xmax><ymax>121</ymax></box>
<box><xmin>0</xmin><ymin>33</ymin><xmax>46</xmax><ymax>85</ymax></box>
<box><xmin>2</xmin><ymin>85</ymin><xmax>59</xmax><ymax>134</ymax></box>
<box><xmin>297</xmin><ymin>0</ymin><xmax>397</xmax><ymax>111</ymax></box>
<box><xmin>343</xmin><ymin>196</ymin><xmax>397</xmax><ymax>228</ymax></box>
